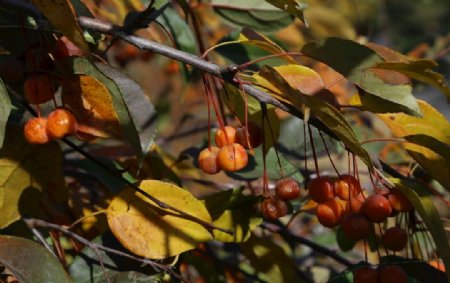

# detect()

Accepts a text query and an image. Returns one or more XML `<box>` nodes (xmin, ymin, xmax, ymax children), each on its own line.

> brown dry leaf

<box><xmin>107</xmin><ymin>180</ymin><xmax>212</xmax><ymax>259</ymax></box>
<box><xmin>378</xmin><ymin>100</ymin><xmax>450</xmax><ymax>189</ymax></box>
<box><xmin>62</xmin><ymin>75</ymin><xmax>121</xmax><ymax>138</ymax></box>
<box><xmin>31</xmin><ymin>0</ymin><xmax>90</xmax><ymax>55</ymax></box>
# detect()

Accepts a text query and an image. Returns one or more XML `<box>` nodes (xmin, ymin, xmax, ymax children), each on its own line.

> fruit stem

<box><xmin>307</xmin><ymin>124</ymin><xmax>320</xmax><ymax>177</ymax></box>
<box><xmin>263</xmin><ymin>105</ymin><xmax>284</xmax><ymax>177</ymax></box>
<box><xmin>319</xmin><ymin>130</ymin><xmax>339</xmax><ymax>177</ymax></box>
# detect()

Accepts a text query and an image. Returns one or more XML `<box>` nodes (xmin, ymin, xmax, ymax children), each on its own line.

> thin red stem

<box><xmin>307</xmin><ymin>124</ymin><xmax>320</xmax><ymax>177</ymax></box>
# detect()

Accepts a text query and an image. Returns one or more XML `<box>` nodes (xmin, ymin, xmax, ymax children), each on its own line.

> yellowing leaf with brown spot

<box><xmin>107</xmin><ymin>180</ymin><xmax>212</xmax><ymax>259</ymax></box>
<box><xmin>378</xmin><ymin>100</ymin><xmax>450</xmax><ymax>190</ymax></box>
<box><xmin>62</xmin><ymin>75</ymin><xmax>121</xmax><ymax>138</ymax></box>
<box><xmin>31</xmin><ymin>0</ymin><xmax>90</xmax><ymax>55</ymax></box>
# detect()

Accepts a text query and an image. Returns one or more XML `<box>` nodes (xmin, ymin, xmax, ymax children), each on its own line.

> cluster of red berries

<box><xmin>260</xmin><ymin>177</ymin><xmax>301</xmax><ymax>220</ymax></box>
<box><xmin>306</xmin><ymin>175</ymin><xmax>411</xmax><ymax>250</ymax></box>
<box><xmin>198</xmin><ymin>122</ymin><xmax>262</xmax><ymax>174</ymax></box>
<box><xmin>24</xmin><ymin>108</ymin><xmax>78</xmax><ymax>144</ymax></box>
<box><xmin>354</xmin><ymin>265</ymin><xmax>408</xmax><ymax>283</ymax></box>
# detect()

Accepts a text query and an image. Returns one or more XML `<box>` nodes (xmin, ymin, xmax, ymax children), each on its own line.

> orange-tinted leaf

<box><xmin>31</xmin><ymin>0</ymin><xmax>90</xmax><ymax>55</ymax></box>
<box><xmin>62</xmin><ymin>75</ymin><xmax>121</xmax><ymax>138</ymax></box>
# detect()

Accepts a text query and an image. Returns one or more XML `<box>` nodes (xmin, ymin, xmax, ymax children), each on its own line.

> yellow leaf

<box><xmin>0</xmin><ymin>127</ymin><xmax>66</xmax><ymax>228</ymax></box>
<box><xmin>378</xmin><ymin>100</ymin><xmax>450</xmax><ymax>189</ymax></box>
<box><xmin>31</xmin><ymin>0</ymin><xmax>90</xmax><ymax>55</ymax></box>
<box><xmin>107</xmin><ymin>180</ymin><xmax>212</xmax><ymax>259</ymax></box>
<box><xmin>62</xmin><ymin>75</ymin><xmax>121</xmax><ymax>138</ymax></box>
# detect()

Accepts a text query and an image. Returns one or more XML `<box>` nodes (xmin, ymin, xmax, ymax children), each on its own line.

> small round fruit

<box><xmin>217</xmin><ymin>143</ymin><xmax>248</xmax><ymax>172</ymax></box>
<box><xmin>388</xmin><ymin>189</ymin><xmax>413</xmax><ymax>212</ymax></box>
<box><xmin>316</xmin><ymin>198</ymin><xmax>344</xmax><ymax>228</ymax></box>
<box><xmin>334</xmin><ymin>175</ymin><xmax>361</xmax><ymax>200</ymax></box>
<box><xmin>353</xmin><ymin>266</ymin><xmax>378</xmax><ymax>283</ymax></box>
<box><xmin>54</xmin><ymin>36</ymin><xmax>84</xmax><ymax>60</ymax></box>
<box><xmin>382</xmin><ymin>227</ymin><xmax>407</xmax><ymax>252</ymax></box>
<box><xmin>342</xmin><ymin>213</ymin><xmax>370</xmax><ymax>241</ymax></box>
<box><xmin>308</xmin><ymin>177</ymin><xmax>334</xmax><ymax>203</ymax></box>
<box><xmin>361</xmin><ymin>194</ymin><xmax>392</xmax><ymax>223</ymax></box>
<box><xmin>379</xmin><ymin>265</ymin><xmax>407</xmax><ymax>283</ymax></box>
<box><xmin>346</xmin><ymin>193</ymin><xmax>365</xmax><ymax>214</ymax></box>
<box><xmin>24</xmin><ymin>117</ymin><xmax>51</xmax><ymax>144</ymax></box>
<box><xmin>46</xmin><ymin>108</ymin><xmax>78</xmax><ymax>139</ymax></box>
<box><xmin>198</xmin><ymin>146</ymin><xmax>221</xmax><ymax>174</ymax></box>
<box><xmin>275</xmin><ymin>178</ymin><xmax>301</xmax><ymax>200</ymax></box>
<box><xmin>236</xmin><ymin>122</ymin><xmax>262</xmax><ymax>149</ymax></box>
<box><xmin>261</xmin><ymin>196</ymin><xmax>289</xmax><ymax>221</ymax></box>
<box><xmin>215</xmin><ymin>126</ymin><xmax>236</xmax><ymax>147</ymax></box>
<box><xmin>23</xmin><ymin>74</ymin><xmax>55</xmax><ymax>104</ymax></box>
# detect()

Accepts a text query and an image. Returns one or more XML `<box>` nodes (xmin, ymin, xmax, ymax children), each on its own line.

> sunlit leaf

<box><xmin>256</xmin><ymin>65</ymin><xmax>373</xmax><ymax>168</ymax></box>
<box><xmin>107</xmin><ymin>180</ymin><xmax>212</xmax><ymax>259</ymax></box>
<box><xmin>0</xmin><ymin>126</ymin><xmax>66</xmax><ymax>228</ymax></box>
<box><xmin>0</xmin><ymin>235</ymin><xmax>72</xmax><ymax>283</ymax></box>
<box><xmin>0</xmin><ymin>79</ymin><xmax>11</xmax><ymax>149</ymax></box>
<box><xmin>378</xmin><ymin>100</ymin><xmax>450</xmax><ymax>190</ymax></box>
<box><xmin>31</xmin><ymin>0</ymin><xmax>90</xmax><ymax>55</ymax></box>
<box><xmin>390</xmin><ymin>178</ymin><xmax>450</xmax><ymax>280</ymax></box>
<box><xmin>302</xmin><ymin>38</ymin><xmax>421</xmax><ymax>116</ymax></box>
<box><xmin>240</xmin><ymin>236</ymin><xmax>304</xmax><ymax>282</ymax></box>
<box><xmin>375</xmin><ymin>59</ymin><xmax>450</xmax><ymax>101</ymax></box>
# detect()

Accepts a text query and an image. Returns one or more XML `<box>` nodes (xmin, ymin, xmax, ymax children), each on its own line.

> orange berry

<box><xmin>379</xmin><ymin>265</ymin><xmax>407</xmax><ymax>283</ymax></box>
<box><xmin>388</xmin><ymin>189</ymin><xmax>413</xmax><ymax>212</ymax></box>
<box><xmin>341</xmin><ymin>213</ymin><xmax>370</xmax><ymax>241</ymax></box>
<box><xmin>24</xmin><ymin>117</ymin><xmax>51</xmax><ymax>144</ymax></box>
<box><xmin>236</xmin><ymin>122</ymin><xmax>262</xmax><ymax>149</ymax></box>
<box><xmin>334</xmin><ymin>175</ymin><xmax>361</xmax><ymax>200</ymax></box>
<box><xmin>275</xmin><ymin>178</ymin><xmax>301</xmax><ymax>200</ymax></box>
<box><xmin>382</xmin><ymin>227</ymin><xmax>407</xmax><ymax>252</ymax></box>
<box><xmin>23</xmin><ymin>74</ymin><xmax>55</xmax><ymax>104</ymax></box>
<box><xmin>198</xmin><ymin>146</ymin><xmax>221</xmax><ymax>174</ymax></box>
<box><xmin>217</xmin><ymin>143</ymin><xmax>248</xmax><ymax>172</ymax></box>
<box><xmin>215</xmin><ymin>126</ymin><xmax>236</xmax><ymax>147</ymax></box>
<box><xmin>308</xmin><ymin>176</ymin><xmax>334</xmax><ymax>203</ymax></box>
<box><xmin>353</xmin><ymin>266</ymin><xmax>378</xmax><ymax>283</ymax></box>
<box><xmin>361</xmin><ymin>194</ymin><xmax>392</xmax><ymax>223</ymax></box>
<box><xmin>316</xmin><ymin>198</ymin><xmax>344</xmax><ymax>228</ymax></box>
<box><xmin>46</xmin><ymin>108</ymin><xmax>78</xmax><ymax>139</ymax></box>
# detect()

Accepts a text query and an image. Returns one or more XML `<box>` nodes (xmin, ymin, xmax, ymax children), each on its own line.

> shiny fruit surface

<box><xmin>316</xmin><ymin>198</ymin><xmax>344</xmax><ymax>228</ymax></box>
<box><xmin>275</xmin><ymin>178</ymin><xmax>301</xmax><ymax>200</ymax></box>
<box><xmin>382</xmin><ymin>227</ymin><xmax>407</xmax><ymax>252</ymax></box>
<box><xmin>215</xmin><ymin>126</ymin><xmax>236</xmax><ymax>147</ymax></box>
<box><xmin>46</xmin><ymin>108</ymin><xmax>78</xmax><ymax>139</ymax></box>
<box><xmin>361</xmin><ymin>194</ymin><xmax>392</xmax><ymax>223</ymax></box>
<box><xmin>308</xmin><ymin>177</ymin><xmax>334</xmax><ymax>203</ymax></box>
<box><xmin>198</xmin><ymin>146</ymin><xmax>221</xmax><ymax>174</ymax></box>
<box><xmin>24</xmin><ymin>117</ymin><xmax>51</xmax><ymax>144</ymax></box>
<box><xmin>217</xmin><ymin>143</ymin><xmax>248</xmax><ymax>172</ymax></box>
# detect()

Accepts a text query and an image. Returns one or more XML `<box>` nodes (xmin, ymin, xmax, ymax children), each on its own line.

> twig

<box><xmin>262</xmin><ymin>223</ymin><xmax>353</xmax><ymax>267</ymax></box>
<box><xmin>25</xmin><ymin>224</ymin><xmax>56</xmax><ymax>257</ymax></box>
<box><xmin>23</xmin><ymin>218</ymin><xmax>186</xmax><ymax>282</ymax></box>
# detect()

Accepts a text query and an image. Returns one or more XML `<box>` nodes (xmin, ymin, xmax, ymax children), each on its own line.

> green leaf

<box><xmin>0</xmin><ymin>235</ymin><xmax>72</xmax><ymax>283</ymax></box>
<box><xmin>0</xmin><ymin>79</ymin><xmax>11</xmax><ymax>150</ymax></box>
<box><xmin>96</xmin><ymin>63</ymin><xmax>158</xmax><ymax>161</ymax></box>
<box><xmin>0</xmin><ymin>126</ymin><xmax>66</xmax><ymax>228</ymax></box>
<box><xmin>66</xmin><ymin>58</ymin><xmax>156</xmax><ymax>160</ymax></box>
<box><xmin>240</xmin><ymin>236</ymin><xmax>305</xmax><ymax>282</ymax></box>
<box><xmin>212</xmin><ymin>0</ymin><xmax>294</xmax><ymax>32</ymax></box>
<box><xmin>157</xmin><ymin>6</ymin><xmax>197</xmax><ymax>54</ymax></box>
<box><xmin>257</xmin><ymin>65</ymin><xmax>373</xmax><ymax>168</ymax></box>
<box><xmin>390</xmin><ymin>178</ymin><xmax>450</xmax><ymax>280</ymax></box>
<box><xmin>264</xmin><ymin>0</ymin><xmax>307</xmax><ymax>26</ymax></box>
<box><xmin>375</xmin><ymin>59</ymin><xmax>450</xmax><ymax>101</ymax></box>
<box><xmin>69</xmin><ymin>232</ymin><xmax>160</xmax><ymax>283</ymax></box>
<box><xmin>301</xmin><ymin>38</ymin><xmax>421</xmax><ymax>116</ymax></box>
<box><xmin>31</xmin><ymin>0</ymin><xmax>90</xmax><ymax>55</ymax></box>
